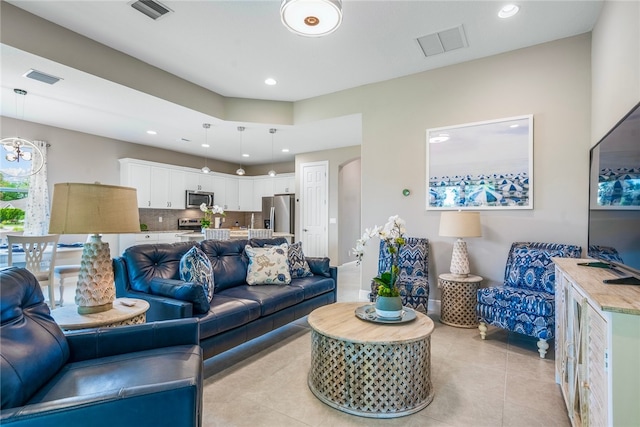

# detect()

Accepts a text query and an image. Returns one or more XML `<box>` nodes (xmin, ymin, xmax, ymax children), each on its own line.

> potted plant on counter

<box><xmin>200</xmin><ymin>203</ymin><xmax>226</xmax><ymax>230</ymax></box>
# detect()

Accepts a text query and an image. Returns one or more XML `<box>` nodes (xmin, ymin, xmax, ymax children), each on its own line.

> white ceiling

<box><xmin>0</xmin><ymin>0</ymin><xmax>603</xmax><ymax>165</ymax></box>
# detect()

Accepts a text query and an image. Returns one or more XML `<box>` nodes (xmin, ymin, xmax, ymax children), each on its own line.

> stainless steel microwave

<box><xmin>185</xmin><ymin>190</ymin><xmax>215</xmax><ymax>209</ymax></box>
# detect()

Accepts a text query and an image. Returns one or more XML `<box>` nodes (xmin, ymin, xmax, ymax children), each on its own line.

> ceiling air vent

<box><xmin>130</xmin><ymin>0</ymin><xmax>173</xmax><ymax>20</ymax></box>
<box><xmin>23</xmin><ymin>69</ymin><xmax>63</xmax><ymax>85</ymax></box>
<box><xmin>417</xmin><ymin>25</ymin><xmax>468</xmax><ymax>57</ymax></box>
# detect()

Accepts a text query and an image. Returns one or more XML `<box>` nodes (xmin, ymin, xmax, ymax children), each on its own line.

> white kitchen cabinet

<box><xmin>224</xmin><ymin>177</ymin><xmax>239</xmax><ymax>211</ymax></box>
<box><xmin>554</xmin><ymin>258</ymin><xmax>640</xmax><ymax>427</ymax></box>
<box><xmin>168</xmin><ymin>169</ymin><xmax>186</xmax><ymax>209</ymax></box>
<box><xmin>121</xmin><ymin>160</ymin><xmax>184</xmax><ymax>209</ymax></box>
<box><xmin>273</xmin><ymin>175</ymin><xmax>295</xmax><ymax>194</ymax></box>
<box><xmin>123</xmin><ymin>161</ymin><xmax>152</xmax><ymax>208</ymax></box>
<box><xmin>211</xmin><ymin>175</ymin><xmax>226</xmax><ymax>207</ymax></box>
<box><xmin>185</xmin><ymin>171</ymin><xmax>214</xmax><ymax>193</ymax></box>
<box><xmin>238</xmin><ymin>178</ymin><xmax>254</xmax><ymax>211</ymax></box>
<box><xmin>120</xmin><ymin>158</ymin><xmax>293</xmax><ymax>213</ymax></box>
<box><xmin>253</xmin><ymin>177</ymin><xmax>274</xmax><ymax>211</ymax></box>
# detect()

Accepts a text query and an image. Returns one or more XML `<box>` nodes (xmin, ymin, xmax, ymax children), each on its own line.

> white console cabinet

<box><xmin>554</xmin><ymin>258</ymin><xmax>640</xmax><ymax>427</ymax></box>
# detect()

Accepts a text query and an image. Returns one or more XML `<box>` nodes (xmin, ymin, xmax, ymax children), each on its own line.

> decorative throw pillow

<box><xmin>288</xmin><ymin>241</ymin><xmax>314</xmax><ymax>279</ymax></box>
<box><xmin>245</xmin><ymin>243</ymin><xmax>291</xmax><ymax>285</ymax></box>
<box><xmin>179</xmin><ymin>246</ymin><xmax>214</xmax><ymax>302</ymax></box>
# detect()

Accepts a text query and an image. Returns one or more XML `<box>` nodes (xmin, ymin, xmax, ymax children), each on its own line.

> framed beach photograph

<box><xmin>426</xmin><ymin>115</ymin><xmax>533</xmax><ymax>210</ymax></box>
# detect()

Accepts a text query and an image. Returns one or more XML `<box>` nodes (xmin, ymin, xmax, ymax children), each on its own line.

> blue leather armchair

<box><xmin>369</xmin><ymin>237</ymin><xmax>430</xmax><ymax>313</ymax></box>
<box><xmin>0</xmin><ymin>267</ymin><xmax>203</xmax><ymax>427</ymax></box>
<box><xmin>476</xmin><ymin>242</ymin><xmax>582</xmax><ymax>358</ymax></box>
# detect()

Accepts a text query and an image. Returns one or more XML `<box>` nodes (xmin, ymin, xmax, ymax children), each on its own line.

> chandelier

<box><xmin>1</xmin><ymin>89</ymin><xmax>44</xmax><ymax>177</ymax></box>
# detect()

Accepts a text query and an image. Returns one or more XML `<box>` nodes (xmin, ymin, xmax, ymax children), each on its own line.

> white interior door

<box><xmin>300</xmin><ymin>161</ymin><xmax>328</xmax><ymax>257</ymax></box>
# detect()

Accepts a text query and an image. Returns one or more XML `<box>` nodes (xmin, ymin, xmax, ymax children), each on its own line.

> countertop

<box><xmin>554</xmin><ymin>257</ymin><xmax>640</xmax><ymax>316</ymax></box>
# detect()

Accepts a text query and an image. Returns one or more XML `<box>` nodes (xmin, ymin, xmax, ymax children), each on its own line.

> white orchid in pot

<box><xmin>200</xmin><ymin>203</ymin><xmax>225</xmax><ymax>229</ymax></box>
<box><xmin>353</xmin><ymin>215</ymin><xmax>407</xmax><ymax>319</ymax></box>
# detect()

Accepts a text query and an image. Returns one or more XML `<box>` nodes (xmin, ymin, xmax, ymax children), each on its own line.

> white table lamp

<box><xmin>49</xmin><ymin>183</ymin><xmax>140</xmax><ymax>314</ymax></box>
<box><xmin>439</xmin><ymin>211</ymin><xmax>482</xmax><ymax>277</ymax></box>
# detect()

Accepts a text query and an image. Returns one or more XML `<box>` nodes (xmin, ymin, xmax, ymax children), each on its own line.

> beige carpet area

<box><xmin>201</xmin><ymin>263</ymin><xmax>570</xmax><ymax>427</ymax></box>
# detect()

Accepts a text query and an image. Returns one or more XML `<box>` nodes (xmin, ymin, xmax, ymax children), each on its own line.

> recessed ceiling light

<box><xmin>281</xmin><ymin>148</ymin><xmax>290</xmax><ymax>153</ymax></box>
<box><xmin>265</xmin><ymin>78</ymin><xmax>277</xmax><ymax>86</ymax></box>
<box><xmin>429</xmin><ymin>133</ymin><xmax>450</xmax><ymax>143</ymax></box>
<box><xmin>510</xmin><ymin>124</ymin><xmax>520</xmax><ymax>128</ymax></box>
<box><xmin>498</xmin><ymin>4</ymin><xmax>520</xmax><ymax>18</ymax></box>
<box><xmin>242</xmin><ymin>153</ymin><xmax>250</xmax><ymax>158</ymax></box>
<box><xmin>201</xmin><ymin>143</ymin><xmax>210</xmax><ymax>148</ymax></box>
<box><xmin>146</xmin><ymin>130</ymin><xmax>157</xmax><ymax>135</ymax></box>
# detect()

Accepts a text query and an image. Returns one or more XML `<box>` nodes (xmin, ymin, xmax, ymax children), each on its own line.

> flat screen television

<box><xmin>588</xmin><ymin>101</ymin><xmax>640</xmax><ymax>284</ymax></box>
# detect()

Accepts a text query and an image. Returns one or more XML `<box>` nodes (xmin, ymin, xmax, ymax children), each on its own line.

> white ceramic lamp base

<box><xmin>75</xmin><ymin>234</ymin><xmax>115</xmax><ymax>314</ymax></box>
<box><xmin>449</xmin><ymin>238</ymin><xmax>470</xmax><ymax>277</ymax></box>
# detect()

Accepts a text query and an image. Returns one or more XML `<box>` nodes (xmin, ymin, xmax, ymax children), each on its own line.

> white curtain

<box><xmin>23</xmin><ymin>140</ymin><xmax>50</xmax><ymax>235</ymax></box>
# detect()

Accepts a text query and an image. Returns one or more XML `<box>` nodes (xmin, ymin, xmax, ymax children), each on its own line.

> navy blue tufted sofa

<box><xmin>0</xmin><ymin>266</ymin><xmax>203</xmax><ymax>427</ymax></box>
<box><xmin>113</xmin><ymin>237</ymin><xmax>337</xmax><ymax>360</ymax></box>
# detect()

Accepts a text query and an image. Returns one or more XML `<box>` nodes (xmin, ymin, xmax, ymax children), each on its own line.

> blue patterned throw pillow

<box><xmin>179</xmin><ymin>246</ymin><xmax>214</xmax><ymax>302</ymax></box>
<box><xmin>288</xmin><ymin>241</ymin><xmax>313</xmax><ymax>279</ymax></box>
<box><xmin>245</xmin><ymin>243</ymin><xmax>291</xmax><ymax>285</ymax></box>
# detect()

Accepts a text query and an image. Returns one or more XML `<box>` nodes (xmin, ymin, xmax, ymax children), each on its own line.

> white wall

<box><xmin>294</xmin><ymin>34</ymin><xmax>593</xmax><ymax>298</ymax></box>
<box><xmin>338</xmin><ymin>158</ymin><xmax>361</xmax><ymax>265</ymax></box>
<box><xmin>591</xmin><ymin>0</ymin><xmax>640</xmax><ymax>143</ymax></box>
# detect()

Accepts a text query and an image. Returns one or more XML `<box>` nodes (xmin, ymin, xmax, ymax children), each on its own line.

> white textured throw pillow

<box><xmin>245</xmin><ymin>243</ymin><xmax>291</xmax><ymax>285</ymax></box>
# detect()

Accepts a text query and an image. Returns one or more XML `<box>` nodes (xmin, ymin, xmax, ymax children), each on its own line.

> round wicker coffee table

<box><xmin>307</xmin><ymin>302</ymin><xmax>435</xmax><ymax>418</ymax></box>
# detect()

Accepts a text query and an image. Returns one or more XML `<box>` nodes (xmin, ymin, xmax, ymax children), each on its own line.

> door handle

<box><xmin>303</xmin><ymin>228</ymin><xmax>308</xmax><ymax>232</ymax></box>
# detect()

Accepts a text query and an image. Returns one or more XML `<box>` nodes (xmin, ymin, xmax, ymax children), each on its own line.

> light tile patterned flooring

<box><xmin>200</xmin><ymin>263</ymin><xmax>571</xmax><ymax>427</ymax></box>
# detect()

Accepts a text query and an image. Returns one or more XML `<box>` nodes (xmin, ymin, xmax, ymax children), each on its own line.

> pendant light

<box><xmin>201</xmin><ymin>123</ymin><xmax>211</xmax><ymax>174</ymax></box>
<box><xmin>1</xmin><ymin>89</ymin><xmax>44</xmax><ymax>177</ymax></box>
<box><xmin>268</xmin><ymin>128</ymin><xmax>277</xmax><ymax>177</ymax></box>
<box><xmin>236</xmin><ymin>126</ymin><xmax>246</xmax><ymax>176</ymax></box>
<box><xmin>280</xmin><ymin>0</ymin><xmax>343</xmax><ymax>37</ymax></box>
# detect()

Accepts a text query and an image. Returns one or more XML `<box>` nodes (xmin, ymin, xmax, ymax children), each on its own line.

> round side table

<box><xmin>438</xmin><ymin>273</ymin><xmax>482</xmax><ymax>328</ymax></box>
<box><xmin>50</xmin><ymin>298</ymin><xmax>149</xmax><ymax>331</ymax></box>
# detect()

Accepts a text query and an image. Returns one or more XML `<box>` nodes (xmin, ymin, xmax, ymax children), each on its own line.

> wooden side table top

<box><xmin>308</xmin><ymin>302</ymin><xmax>434</xmax><ymax>344</ymax></box>
<box><xmin>50</xmin><ymin>298</ymin><xmax>149</xmax><ymax>330</ymax></box>
<box><xmin>438</xmin><ymin>273</ymin><xmax>483</xmax><ymax>283</ymax></box>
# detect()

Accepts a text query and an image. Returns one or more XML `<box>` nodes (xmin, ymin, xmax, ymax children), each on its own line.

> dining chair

<box><xmin>7</xmin><ymin>234</ymin><xmax>60</xmax><ymax>308</ymax></box>
<box><xmin>247</xmin><ymin>228</ymin><xmax>273</xmax><ymax>239</ymax></box>
<box><xmin>203</xmin><ymin>228</ymin><xmax>231</xmax><ymax>241</ymax></box>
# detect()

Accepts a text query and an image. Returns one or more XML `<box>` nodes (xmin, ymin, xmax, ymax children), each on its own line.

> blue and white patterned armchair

<box><xmin>369</xmin><ymin>237</ymin><xmax>430</xmax><ymax>313</ymax></box>
<box><xmin>476</xmin><ymin>242</ymin><xmax>582</xmax><ymax>358</ymax></box>
<box><xmin>587</xmin><ymin>244</ymin><xmax>624</xmax><ymax>263</ymax></box>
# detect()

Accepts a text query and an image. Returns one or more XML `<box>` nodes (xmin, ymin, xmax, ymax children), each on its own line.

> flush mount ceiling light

<box><xmin>265</xmin><ymin>78</ymin><xmax>277</xmax><ymax>86</ymax></box>
<box><xmin>236</xmin><ymin>126</ymin><xmax>246</xmax><ymax>176</ymax></box>
<box><xmin>1</xmin><ymin>89</ymin><xmax>44</xmax><ymax>177</ymax></box>
<box><xmin>268</xmin><ymin>128</ymin><xmax>277</xmax><ymax>177</ymax></box>
<box><xmin>280</xmin><ymin>0</ymin><xmax>343</xmax><ymax>37</ymax></box>
<box><xmin>201</xmin><ymin>123</ymin><xmax>211</xmax><ymax>174</ymax></box>
<box><xmin>498</xmin><ymin>4</ymin><xmax>520</xmax><ymax>18</ymax></box>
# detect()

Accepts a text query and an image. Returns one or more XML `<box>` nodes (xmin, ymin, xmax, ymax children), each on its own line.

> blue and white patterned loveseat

<box><xmin>476</xmin><ymin>242</ymin><xmax>582</xmax><ymax>358</ymax></box>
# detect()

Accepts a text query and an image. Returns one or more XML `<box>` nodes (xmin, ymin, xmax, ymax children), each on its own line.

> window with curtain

<box><xmin>0</xmin><ymin>140</ymin><xmax>49</xmax><ymax>237</ymax></box>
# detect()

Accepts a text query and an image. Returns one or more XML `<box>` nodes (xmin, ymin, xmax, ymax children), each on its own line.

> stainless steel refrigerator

<box><xmin>262</xmin><ymin>194</ymin><xmax>295</xmax><ymax>239</ymax></box>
